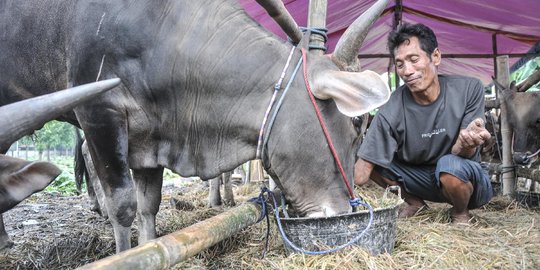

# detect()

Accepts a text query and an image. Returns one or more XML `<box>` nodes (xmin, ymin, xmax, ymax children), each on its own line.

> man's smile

<box><xmin>406</xmin><ymin>76</ymin><xmax>421</xmax><ymax>84</ymax></box>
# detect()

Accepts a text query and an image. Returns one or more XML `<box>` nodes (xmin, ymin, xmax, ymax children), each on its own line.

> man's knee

<box><xmin>436</xmin><ymin>154</ymin><xmax>479</xmax><ymax>185</ymax></box>
<box><xmin>439</xmin><ymin>172</ymin><xmax>473</xmax><ymax>194</ymax></box>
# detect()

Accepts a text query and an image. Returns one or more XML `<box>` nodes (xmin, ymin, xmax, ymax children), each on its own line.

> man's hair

<box><xmin>387</xmin><ymin>23</ymin><xmax>438</xmax><ymax>60</ymax></box>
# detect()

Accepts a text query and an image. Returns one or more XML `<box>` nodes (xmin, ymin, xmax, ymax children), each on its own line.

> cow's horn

<box><xmin>255</xmin><ymin>0</ymin><xmax>302</xmax><ymax>44</ymax></box>
<box><xmin>0</xmin><ymin>78</ymin><xmax>120</xmax><ymax>150</ymax></box>
<box><xmin>331</xmin><ymin>0</ymin><xmax>389</xmax><ymax>72</ymax></box>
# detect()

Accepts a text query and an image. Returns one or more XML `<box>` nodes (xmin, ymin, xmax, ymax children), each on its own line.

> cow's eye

<box><xmin>536</xmin><ymin>118</ymin><xmax>540</xmax><ymax>125</ymax></box>
<box><xmin>351</xmin><ymin>117</ymin><xmax>363</xmax><ymax>134</ymax></box>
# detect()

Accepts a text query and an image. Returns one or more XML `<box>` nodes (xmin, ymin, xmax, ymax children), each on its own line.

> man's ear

<box><xmin>432</xmin><ymin>48</ymin><xmax>441</xmax><ymax>66</ymax></box>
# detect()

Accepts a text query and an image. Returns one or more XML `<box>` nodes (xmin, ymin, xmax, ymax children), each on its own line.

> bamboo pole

<box><xmin>496</xmin><ymin>56</ymin><xmax>515</xmax><ymax>196</ymax></box>
<box><xmin>77</xmin><ymin>202</ymin><xmax>263</xmax><ymax>270</ymax></box>
<box><xmin>307</xmin><ymin>0</ymin><xmax>327</xmax><ymax>55</ymax></box>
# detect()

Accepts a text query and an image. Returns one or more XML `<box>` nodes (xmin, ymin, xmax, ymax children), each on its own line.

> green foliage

<box><xmin>163</xmin><ymin>168</ymin><xmax>181</xmax><ymax>181</ymax></box>
<box><xmin>44</xmin><ymin>156</ymin><xmax>78</xmax><ymax>195</ymax></box>
<box><xmin>33</xmin><ymin>121</ymin><xmax>75</xmax><ymax>151</ymax></box>
<box><xmin>388</xmin><ymin>72</ymin><xmax>399</xmax><ymax>91</ymax></box>
<box><xmin>511</xmin><ymin>57</ymin><xmax>540</xmax><ymax>91</ymax></box>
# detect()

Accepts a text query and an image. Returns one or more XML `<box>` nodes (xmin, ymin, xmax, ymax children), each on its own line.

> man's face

<box><xmin>394</xmin><ymin>36</ymin><xmax>440</xmax><ymax>94</ymax></box>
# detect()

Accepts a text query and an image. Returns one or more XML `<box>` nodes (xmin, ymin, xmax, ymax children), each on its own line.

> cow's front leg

<box><xmin>78</xmin><ymin>107</ymin><xmax>135</xmax><ymax>253</ymax></box>
<box><xmin>0</xmin><ymin>215</ymin><xmax>13</xmax><ymax>250</ymax></box>
<box><xmin>132</xmin><ymin>167</ymin><xmax>163</xmax><ymax>244</ymax></box>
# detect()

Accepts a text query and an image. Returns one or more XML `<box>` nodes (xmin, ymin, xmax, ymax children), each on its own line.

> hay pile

<box><xmin>1</xmin><ymin>180</ymin><xmax>539</xmax><ymax>269</ymax></box>
<box><xmin>170</xmin><ymin>182</ymin><xmax>540</xmax><ymax>269</ymax></box>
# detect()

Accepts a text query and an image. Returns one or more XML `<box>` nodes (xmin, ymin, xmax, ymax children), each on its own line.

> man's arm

<box><xmin>354</xmin><ymin>158</ymin><xmax>375</xmax><ymax>186</ymax></box>
<box><xmin>451</xmin><ymin>118</ymin><xmax>491</xmax><ymax>158</ymax></box>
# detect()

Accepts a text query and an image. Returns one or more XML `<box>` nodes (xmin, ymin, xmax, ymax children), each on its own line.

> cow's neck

<box><xmin>144</xmin><ymin>1</ymin><xmax>299</xmax><ymax>179</ymax></box>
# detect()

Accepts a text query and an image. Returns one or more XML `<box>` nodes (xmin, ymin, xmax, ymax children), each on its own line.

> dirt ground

<box><xmin>0</xmin><ymin>179</ymin><xmax>198</xmax><ymax>269</ymax></box>
<box><xmin>0</xmin><ymin>179</ymin><xmax>539</xmax><ymax>270</ymax></box>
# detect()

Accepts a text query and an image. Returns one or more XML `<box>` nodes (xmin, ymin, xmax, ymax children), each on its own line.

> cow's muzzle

<box><xmin>513</xmin><ymin>152</ymin><xmax>533</xmax><ymax>165</ymax></box>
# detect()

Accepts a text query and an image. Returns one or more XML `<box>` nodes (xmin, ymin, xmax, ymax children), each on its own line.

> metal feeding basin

<box><xmin>277</xmin><ymin>188</ymin><xmax>403</xmax><ymax>255</ymax></box>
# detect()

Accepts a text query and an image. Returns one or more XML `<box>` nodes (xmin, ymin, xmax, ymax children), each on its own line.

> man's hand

<box><xmin>451</xmin><ymin>118</ymin><xmax>491</xmax><ymax>157</ymax></box>
<box><xmin>354</xmin><ymin>159</ymin><xmax>375</xmax><ymax>186</ymax></box>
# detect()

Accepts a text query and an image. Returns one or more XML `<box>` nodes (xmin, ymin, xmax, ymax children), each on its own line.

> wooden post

<box><xmin>307</xmin><ymin>0</ymin><xmax>327</xmax><ymax>55</ymax></box>
<box><xmin>249</xmin><ymin>159</ymin><xmax>265</xmax><ymax>182</ymax></box>
<box><xmin>496</xmin><ymin>56</ymin><xmax>515</xmax><ymax>196</ymax></box>
<box><xmin>392</xmin><ymin>0</ymin><xmax>402</xmax><ymax>89</ymax></box>
<box><xmin>492</xmin><ymin>34</ymin><xmax>498</xmax><ymax>80</ymax></box>
<box><xmin>77</xmin><ymin>202</ymin><xmax>263</xmax><ymax>270</ymax></box>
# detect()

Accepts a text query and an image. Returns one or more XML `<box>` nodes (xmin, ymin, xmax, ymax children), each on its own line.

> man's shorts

<box><xmin>374</xmin><ymin>154</ymin><xmax>493</xmax><ymax>209</ymax></box>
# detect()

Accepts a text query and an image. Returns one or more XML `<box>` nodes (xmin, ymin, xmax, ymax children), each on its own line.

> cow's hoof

<box><xmin>90</xmin><ymin>203</ymin><xmax>101</xmax><ymax>214</ymax></box>
<box><xmin>223</xmin><ymin>199</ymin><xmax>236</xmax><ymax>207</ymax></box>
<box><xmin>0</xmin><ymin>237</ymin><xmax>14</xmax><ymax>250</ymax></box>
<box><xmin>208</xmin><ymin>203</ymin><xmax>223</xmax><ymax>210</ymax></box>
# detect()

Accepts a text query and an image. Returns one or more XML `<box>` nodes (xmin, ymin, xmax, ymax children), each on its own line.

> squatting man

<box><xmin>354</xmin><ymin>23</ymin><xmax>493</xmax><ymax>224</ymax></box>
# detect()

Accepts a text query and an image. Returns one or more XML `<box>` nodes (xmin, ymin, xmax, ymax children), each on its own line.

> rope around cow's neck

<box><xmin>527</xmin><ymin>148</ymin><xmax>540</xmax><ymax>159</ymax></box>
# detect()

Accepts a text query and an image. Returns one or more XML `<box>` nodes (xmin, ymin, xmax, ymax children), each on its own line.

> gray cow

<box><xmin>0</xmin><ymin>80</ymin><xmax>119</xmax><ymax>249</ymax></box>
<box><xmin>496</xmin><ymin>81</ymin><xmax>540</xmax><ymax>165</ymax></box>
<box><xmin>0</xmin><ymin>0</ymin><xmax>390</xmax><ymax>252</ymax></box>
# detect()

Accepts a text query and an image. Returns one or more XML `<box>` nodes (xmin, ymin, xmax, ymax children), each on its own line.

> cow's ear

<box><xmin>312</xmin><ymin>70</ymin><xmax>390</xmax><ymax>116</ymax></box>
<box><xmin>493</xmin><ymin>78</ymin><xmax>515</xmax><ymax>101</ymax></box>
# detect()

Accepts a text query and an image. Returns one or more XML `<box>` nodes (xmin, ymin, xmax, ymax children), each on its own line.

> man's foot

<box><xmin>450</xmin><ymin>208</ymin><xmax>474</xmax><ymax>225</ymax></box>
<box><xmin>398</xmin><ymin>203</ymin><xmax>429</xmax><ymax>218</ymax></box>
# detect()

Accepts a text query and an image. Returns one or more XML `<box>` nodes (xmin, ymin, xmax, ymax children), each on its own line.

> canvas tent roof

<box><xmin>240</xmin><ymin>0</ymin><xmax>540</xmax><ymax>85</ymax></box>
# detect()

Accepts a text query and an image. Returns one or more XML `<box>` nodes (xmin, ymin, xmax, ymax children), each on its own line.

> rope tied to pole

<box><xmin>247</xmin><ymin>188</ymin><xmax>272</xmax><ymax>258</ymax></box>
<box><xmin>288</xmin><ymin>27</ymin><xmax>328</xmax><ymax>51</ymax></box>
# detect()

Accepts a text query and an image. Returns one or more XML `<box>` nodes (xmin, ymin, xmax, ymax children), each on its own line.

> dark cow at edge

<box><xmin>495</xmin><ymin>81</ymin><xmax>540</xmax><ymax>165</ymax></box>
<box><xmin>0</xmin><ymin>0</ymin><xmax>390</xmax><ymax>252</ymax></box>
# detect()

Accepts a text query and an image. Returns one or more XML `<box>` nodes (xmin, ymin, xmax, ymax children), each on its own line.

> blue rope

<box><xmin>248</xmin><ymin>190</ymin><xmax>271</xmax><ymax>258</ymax></box>
<box><xmin>289</xmin><ymin>27</ymin><xmax>328</xmax><ymax>51</ymax></box>
<box><xmin>250</xmin><ymin>187</ymin><xmax>374</xmax><ymax>255</ymax></box>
